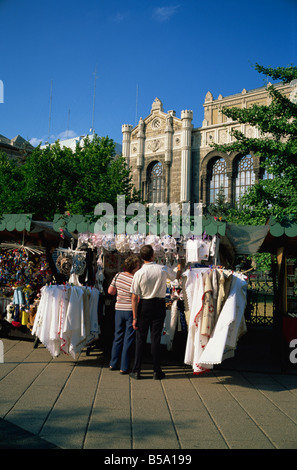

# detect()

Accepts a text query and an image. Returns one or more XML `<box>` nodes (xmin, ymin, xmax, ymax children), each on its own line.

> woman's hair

<box><xmin>124</xmin><ymin>255</ymin><xmax>141</xmax><ymax>273</ymax></box>
<box><xmin>140</xmin><ymin>244</ymin><xmax>154</xmax><ymax>261</ymax></box>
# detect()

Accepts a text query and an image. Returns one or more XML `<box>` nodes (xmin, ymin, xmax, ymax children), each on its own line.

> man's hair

<box><xmin>124</xmin><ymin>255</ymin><xmax>140</xmax><ymax>273</ymax></box>
<box><xmin>140</xmin><ymin>244</ymin><xmax>154</xmax><ymax>261</ymax></box>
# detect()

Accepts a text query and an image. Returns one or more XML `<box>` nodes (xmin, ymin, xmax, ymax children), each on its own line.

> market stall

<box><xmin>6</xmin><ymin>211</ymin><xmax>294</xmax><ymax>371</ymax></box>
<box><xmin>215</xmin><ymin>217</ymin><xmax>297</xmax><ymax>370</ymax></box>
<box><xmin>61</xmin><ymin>215</ymin><xmax>250</xmax><ymax>371</ymax></box>
<box><xmin>0</xmin><ymin>214</ymin><xmax>71</xmax><ymax>340</ymax></box>
<box><xmin>257</xmin><ymin>217</ymin><xmax>297</xmax><ymax>368</ymax></box>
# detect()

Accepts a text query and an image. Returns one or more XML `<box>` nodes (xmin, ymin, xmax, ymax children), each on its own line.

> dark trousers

<box><xmin>132</xmin><ymin>298</ymin><xmax>166</xmax><ymax>373</ymax></box>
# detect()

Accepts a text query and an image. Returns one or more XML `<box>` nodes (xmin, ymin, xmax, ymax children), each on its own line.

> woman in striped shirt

<box><xmin>108</xmin><ymin>255</ymin><xmax>141</xmax><ymax>374</ymax></box>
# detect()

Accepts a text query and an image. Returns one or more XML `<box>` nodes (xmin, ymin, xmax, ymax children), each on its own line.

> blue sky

<box><xmin>0</xmin><ymin>0</ymin><xmax>296</xmax><ymax>147</ymax></box>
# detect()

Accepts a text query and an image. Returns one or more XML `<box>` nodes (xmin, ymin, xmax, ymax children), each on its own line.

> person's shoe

<box><xmin>129</xmin><ymin>371</ymin><xmax>141</xmax><ymax>380</ymax></box>
<box><xmin>120</xmin><ymin>370</ymin><xmax>129</xmax><ymax>375</ymax></box>
<box><xmin>153</xmin><ymin>370</ymin><xmax>165</xmax><ymax>380</ymax></box>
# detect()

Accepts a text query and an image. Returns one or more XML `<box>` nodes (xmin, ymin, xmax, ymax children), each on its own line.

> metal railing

<box><xmin>245</xmin><ymin>271</ymin><xmax>275</xmax><ymax>326</ymax></box>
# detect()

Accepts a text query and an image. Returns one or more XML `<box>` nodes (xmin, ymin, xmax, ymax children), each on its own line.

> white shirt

<box><xmin>130</xmin><ymin>262</ymin><xmax>176</xmax><ymax>299</ymax></box>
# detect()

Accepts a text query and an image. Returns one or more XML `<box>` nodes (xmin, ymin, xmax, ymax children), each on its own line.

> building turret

<box><xmin>121</xmin><ymin>124</ymin><xmax>133</xmax><ymax>166</ymax></box>
<box><xmin>180</xmin><ymin>110</ymin><xmax>193</xmax><ymax>202</ymax></box>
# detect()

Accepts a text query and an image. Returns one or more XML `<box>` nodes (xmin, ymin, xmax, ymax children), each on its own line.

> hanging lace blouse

<box><xmin>32</xmin><ymin>284</ymin><xmax>100</xmax><ymax>358</ymax></box>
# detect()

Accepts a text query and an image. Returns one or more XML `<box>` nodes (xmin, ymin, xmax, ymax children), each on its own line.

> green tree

<box><xmin>0</xmin><ymin>134</ymin><xmax>140</xmax><ymax>220</ymax></box>
<box><xmin>0</xmin><ymin>151</ymin><xmax>25</xmax><ymax>213</ymax></box>
<box><xmin>21</xmin><ymin>141</ymin><xmax>75</xmax><ymax>218</ymax></box>
<box><xmin>213</xmin><ymin>64</ymin><xmax>297</xmax><ymax>224</ymax></box>
<box><xmin>206</xmin><ymin>186</ymin><xmax>232</xmax><ymax>220</ymax></box>
<box><xmin>66</xmin><ymin>135</ymin><xmax>140</xmax><ymax>215</ymax></box>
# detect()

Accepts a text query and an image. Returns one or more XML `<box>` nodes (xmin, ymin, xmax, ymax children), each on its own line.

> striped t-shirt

<box><xmin>110</xmin><ymin>272</ymin><xmax>134</xmax><ymax>311</ymax></box>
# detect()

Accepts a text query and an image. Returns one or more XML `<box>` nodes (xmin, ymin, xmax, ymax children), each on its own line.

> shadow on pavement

<box><xmin>0</xmin><ymin>418</ymin><xmax>60</xmax><ymax>449</ymax></box>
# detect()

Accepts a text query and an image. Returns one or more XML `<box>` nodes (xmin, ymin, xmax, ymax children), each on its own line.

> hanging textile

<box><xmin>32</xmin><ymin>284</ymin><xmax>100</xmax><ymax>358</ymax></box>
<box><xmin>185</xmin><ymin>235</ymin><xmax>219</xmax><ymax>265</ymax></box>
<box><xmin>184</xmin><ymin>267</ymin><xmax>247</xmax><ymax>374</ymax></box>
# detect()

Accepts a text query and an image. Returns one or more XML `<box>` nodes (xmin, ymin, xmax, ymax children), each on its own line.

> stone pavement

<box><xmin>0</xmin><ymin>336</ymin><xmax>297</xmax><ymax>451</ymax></box>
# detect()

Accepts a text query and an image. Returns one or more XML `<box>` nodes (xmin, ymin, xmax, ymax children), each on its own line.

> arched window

<box><xmin>209</xmin><ymin>158</ymin><xmax>228</xmax><ymax>204</ymax></box>
<box><xmin>147</xmin><ymin>161</ymin><xmax>165</xmax><ymax>203</ymax></box>
<box><xmin>235</xmin><ymin>154</ymin><xmax>255</xmax><ymax>205</ymax></box>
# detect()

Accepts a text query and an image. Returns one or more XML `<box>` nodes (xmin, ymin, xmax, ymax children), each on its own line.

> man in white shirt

<box><xmin>130</xmin><ymin>244</ymin><xmax>181</xmax><ymax>380</ymax></box>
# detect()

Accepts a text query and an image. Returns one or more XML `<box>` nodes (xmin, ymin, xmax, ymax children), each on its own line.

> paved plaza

<box><xmin>0</xmin><ymin>335</ymin><xmax>297</xmax><ymax>452</ymax></box>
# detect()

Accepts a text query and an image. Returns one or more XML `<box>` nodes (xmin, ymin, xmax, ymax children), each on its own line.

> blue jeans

<box><xmin>110</xmin><ymin>309</ymin><xmax>135</xmax><ymax>372</ymax></box>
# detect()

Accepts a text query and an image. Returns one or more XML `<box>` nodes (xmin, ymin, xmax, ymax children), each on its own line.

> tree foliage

<box><xmin>0</xmin><ymin>152</ymin><xmax>25</xmax><ymax>213</ymax></box>
<box><xmin>213</xmin><ymin>63</ymin><xmax>297</xmax><ymax>224</ymax></box>
<box><xmin>0</xmin><ymin>134</ymin><xmax>140</xmax><ymax>220</ymax></box>
<box><xmin>206</xmin><ymin>186</ymin><xmax>232</xmax><ymax>220</ymax></box>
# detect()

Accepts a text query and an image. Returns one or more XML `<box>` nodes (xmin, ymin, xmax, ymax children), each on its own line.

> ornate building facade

<box><xmin>122</xmin><ymin>82</ymin><xmax>293</xmax><ymax>209</ymax></box>
<box><xmin>0</xmin><ymin>134</ymin><xmax>33</xmax><ymax>162</ymax></box>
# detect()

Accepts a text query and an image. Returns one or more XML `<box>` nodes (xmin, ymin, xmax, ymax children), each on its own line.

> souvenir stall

<box><xmin>75</xmin><ymin>232</ymin><xmax>183</xmax><ymax>353</ymax></box>
<box><xmin>192</xmin><ymin>217</ymin><xmax>297</xmax><ymax>372</ymax></box>
<box><xmin>161</xmin><ymin>221</ymin><xmax>277</xmax><ymax>374</ymax></box>
<box><xmin>13</xmin><ymin>211</ymin><xmax>292</xmax><ymax>370</ymax></box>
<box><xmin>183</xmin><ymin>267</ymin><xmax>248</xmax><ymax>374</ymax></box>
<box><xmin>0</xmin><ymin>215</ymin><xmax>71</xmax><ymax>340</ymax></box>
<box><xmin>34</xmin><ymin>218</ymin><xmax>154</xmax><ymax>357</ymax></box>
<box><xmin>31</xmin><ymin>215</ymin><xmax>115</xmax><ymax>357</ymax></box>
<box><xmin>51</xmin><ymin>214</ymin><xmax>275</xmax><ymax>371</ymax></box>
<box><xmin>182</xmin><ymin>219</ymin><xmax>296</xmax><ymax>375</ymax></box>
<box><xmin>31</xmin><ymin>236</ymin><xmax>102</xmax><ymax>357</ymax></box>
<box><xmin>31</xmin><ymin>282</ymin><xmax>100</xmax><ymax>358</ymax></box>
<box><xmin>257</xmin><ymin>217</ymin><xmax>297</xmax><ymax>368</ymax></box>
<box><xmin>72</xmin><ymin>215</ymin><xmax>250</xmax><ymax>371</ymax></box>
<box><xmin>181</xmin><ymin>222</ymin><xmax>251</xmax><ymax>374</ymax></box>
